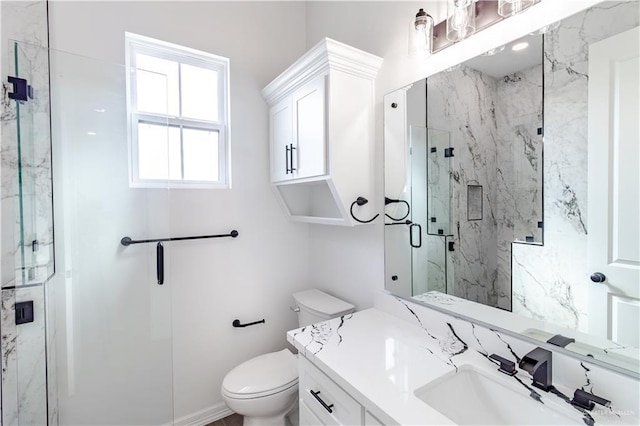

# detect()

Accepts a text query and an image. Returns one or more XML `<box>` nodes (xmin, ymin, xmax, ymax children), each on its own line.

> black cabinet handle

<box><xmin>590</xmin><ymin>272</ymin><xmax>606</xmax><ymax>283</ymax></box>
<box><xmin>156</xmin><ymin>242</ymin><xmax>164</xmax><ymax>285</ymax></box>
<box><xmin>289</xmin><ymin>144</ymin><xmax>297</xmax><ymax>172</ymax></box>
<box><xmin>409</xmin><ymin>223</ymin><xmax>422</xmax><ymax>248</ymax></box>
<box><xmin>310</xmin><ymin>390</ymin><xmax>334</xmax><ymax>413</ymax></box>
<box><xmin>285</xmin><ymin>145</ymin><xmax>291</xmax><ymax>174</ymax></box>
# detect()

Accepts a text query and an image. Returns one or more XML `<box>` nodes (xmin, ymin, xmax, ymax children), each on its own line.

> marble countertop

<box><xmin>287</xmin><ymin>308</ymin><xmax>634</xmax><ymax>425</ymax></box>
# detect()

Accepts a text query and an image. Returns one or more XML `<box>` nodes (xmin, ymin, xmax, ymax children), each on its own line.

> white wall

<box><xmin>48</xmin><ymin>1</ymin><xmax>310</xmax><ymax>423</ymax></box>
<box><xmin>304</xmin><ymin>1</ymin><xmax>442</xmax><ymax>310</ymax></box>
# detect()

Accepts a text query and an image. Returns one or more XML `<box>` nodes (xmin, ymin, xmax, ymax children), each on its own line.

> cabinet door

<box><xmin>300</xmin><ymin>399</ymin><xmax>326</xmax><ymax>426</ymax></box>
<box><xmin>270</xmin><ymin>96</ymin><xmax>293</xmax><ymax>182</ymax></box>
<box><xmin>299</xmin><ymin>356</ymin><xmax>362</xmax><ymax>425</ymax></box>
<box><xmin>292</xmin><ymin>76</ymin><xmax>326</xmax><ymax>179</ymax></box>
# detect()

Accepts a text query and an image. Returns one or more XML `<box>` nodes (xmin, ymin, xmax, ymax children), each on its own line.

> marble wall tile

<box><xmin>512</xmin><ymin>1</ymin><xmax>640</xmax><ymax>332</ymax></box>
<box><xmin>426</xmin><ymin>62</ymin><xmax>541</xmax><ymax>310</ymax></box>
<box><xmin>1</xmin><ymin>286</ymin><xmax>48</xmax><ymax>426</ymax></box>
<box><xmin>428</xmin><ymin>65</ymin><xmax>500</xmax><ymax>308</ymax></box>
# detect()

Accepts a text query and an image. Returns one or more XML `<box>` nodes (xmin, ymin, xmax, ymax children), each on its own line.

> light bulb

<box><xmin>446</xmin><ymin>0</ymin><xmax>476</xmax><ymax>42</ymax></box>
<box><xmin>410</xmin><ymin>9</ymin><xmax>434</xmax><ymax>57</ymax></box>
<box><xmin>498</xmin><ymin>0</ymin><xmax>535</xmax><ymax>17</ymax></box>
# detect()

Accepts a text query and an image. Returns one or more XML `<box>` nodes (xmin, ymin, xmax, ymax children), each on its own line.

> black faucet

<box><xmin>571</xmin><ymin>389</ymin><xmax>611</xmax><ymax>411</ymax></box>
<box><xmin>519</xmin><ymin>347</ymin><xmax>552</xmax><ymax>391</ymax></box>
<box><xmin>489</xmin><ymin>353</ymin><xmax>517</xmax><ymax>376</ymax></box>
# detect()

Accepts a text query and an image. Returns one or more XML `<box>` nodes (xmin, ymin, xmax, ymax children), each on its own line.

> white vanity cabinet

<box><xmin>262</xmin><ymin>38</ymin><xmax>382</xmax><ymax>226</ymax></box>
<box><xmin>298</xmin><ymin>355</ymin><xmax>363</xmax><ymax>425</ymax></box>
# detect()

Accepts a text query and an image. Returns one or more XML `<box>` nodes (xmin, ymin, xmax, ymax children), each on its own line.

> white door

<box><xmin>293</xmin><ymin>76</ymin><xmax>326</xmax><ymax>179</ymax></box>
<box><xmin>270</xmin><ymin>96</ymin><xmax>293</xmax><ymax>182</ymax></box>
<box><xmin>587</xmin><ymin>26</ymin><xmax>640</xmax><ymax>346</ymax></box>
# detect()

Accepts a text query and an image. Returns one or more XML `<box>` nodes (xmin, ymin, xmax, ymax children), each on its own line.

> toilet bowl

<box><xmin>222</xmin><ymin>349</ymin><xmax>298</xmax><ymax>426</ymax></box>
<box><xmin>221</xmin><ymin>289</ymin><xmax>354</xmax><ymax>426</ymax></box>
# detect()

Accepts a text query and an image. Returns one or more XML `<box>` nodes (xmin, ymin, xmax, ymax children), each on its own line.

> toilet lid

<box><xmin>222</xmin><ymin>349</ymin><xmax>298</xmax><ymax>398</ymax></box>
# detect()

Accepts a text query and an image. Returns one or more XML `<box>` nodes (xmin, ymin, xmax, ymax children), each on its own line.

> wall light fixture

<box><xmin>422</xmin><ymin>0</ymin><xmax>541</xmax><ymax>54</ymax></box>
<box><xmin>410</xmin><ymin>8</ymin><xmax>434</xmax><ymax>57</ymax></box>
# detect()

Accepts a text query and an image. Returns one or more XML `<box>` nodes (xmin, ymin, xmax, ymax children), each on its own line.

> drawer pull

<box><xmin>310</xmin><ymin>390</ymin><xmax>334</xmax><ymax>413</ymax></box>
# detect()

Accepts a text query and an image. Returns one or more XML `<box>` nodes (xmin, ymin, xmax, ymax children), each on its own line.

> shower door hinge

<box><xmin>444</xmin><ymin>147</ymin><xmax>454</xmax><ymax>158</ymax></box>
<box><xmin>15</xmin><ymin>301</ymin><xmax>34</xmax><ymax>325</ymax></box>
<box><xmin>7</xmin><ymin>76</ymin><xmax>33</xmax><ymax>102</ymax></box>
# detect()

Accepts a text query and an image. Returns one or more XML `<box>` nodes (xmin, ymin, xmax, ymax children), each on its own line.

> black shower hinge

<box><xmin>444</xmin><ymin>147</ymin><xmax>454</xmax><ymax>158</ymax></box>
<box><xmin>15</xmin><ymin>301</ymin><xmax>34</xmax><ymax>325</ymax></box>
<box><xmin>7</xmin><ymin>76</ymin><xmax>33</xmax><ymax>102</ymax></box>
<box><xmin>448</xmin><ymin>241</ymin><xmax>455</xmax><ymax>252</ymax></box>
<box><xmin>537</xmin><ymin>221</ymin><xmax>544</xmax><ymax>228</ymax></box>
<box><xmin>430</xmin><ymin>147</ymin><xmax>437</xmax><ymax>153</ymax></box>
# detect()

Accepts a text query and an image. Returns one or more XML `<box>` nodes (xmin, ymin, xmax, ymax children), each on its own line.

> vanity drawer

<box><xmin>299</xmin><ymin>355</ymin><xmax>362</xmax><ymax>426</ymax></box>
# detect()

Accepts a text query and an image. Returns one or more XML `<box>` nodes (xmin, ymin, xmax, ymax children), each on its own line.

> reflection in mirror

<box><xmin>384</xmin><ymin>1</ymin><xmax>639</xmax><ymax>375</ymax></box>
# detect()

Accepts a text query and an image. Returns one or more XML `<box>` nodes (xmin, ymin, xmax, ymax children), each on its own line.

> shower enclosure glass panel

<box><xmin>9</xmin><ymin>40</ymin><xmax>55</xmax><ymax>287</ymax></box>
<box><xmin>409</xmin><ymin>126</ymin><xmax>454</xmax><ymax>296</ymax></box>
<box><xmin>49</xmin><ymin>46</ymin><xmax>174</xmax><ymax>424</ymax></box>
<box><xmin>1</xmin><ymin>40</ymin><xmax>54</xmax><ymax>426</ymax></box>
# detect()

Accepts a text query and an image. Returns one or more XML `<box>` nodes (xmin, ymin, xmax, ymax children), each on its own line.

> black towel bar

<box><xmin>232</xmin><ymin>319</ymin><xmax>265</xmax><ymax>328</ymax></box>
<box><xmin>121</xmin><ymin>230</ymin><xmax>238</xmax><ymax>246</ymax></box>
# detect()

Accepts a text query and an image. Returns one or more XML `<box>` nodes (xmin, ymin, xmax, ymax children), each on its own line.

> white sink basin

<box><xmin>414</xmin><ymin>365</ymin><xmax>581</xmax><ymax>425</ymax></box>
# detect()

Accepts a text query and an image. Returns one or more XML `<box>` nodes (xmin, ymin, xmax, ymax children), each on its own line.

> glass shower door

<box><xmin>1</xmin><ymin>39</ymin><xmax>54</xmax><ymax>426</ymax></box>
<box><xmin>48</xmin><ymin>46</ymin><xmax>175</xmax><ymax>424</ymax></box>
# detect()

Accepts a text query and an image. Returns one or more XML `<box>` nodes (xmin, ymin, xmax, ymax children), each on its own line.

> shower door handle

<box><xmin>156</xmin><ymin>242</ymin><xmax>164</xmax><ymax>285</ymax></box>
<box><xmin>409</xmin><ymin>223</ymin><xmax>422</xmax><ymax>248</ymax></box>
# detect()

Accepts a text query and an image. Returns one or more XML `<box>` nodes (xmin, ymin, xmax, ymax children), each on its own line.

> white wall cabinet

<box><xmin>271</xmin><ymin>77</ymin><xmax>327</xmax><ymax>182</ymax></box>
<box><xmin>262</xmin><ymin>38</ymin><xmax>382</xmax><ymax>226</ymax></box>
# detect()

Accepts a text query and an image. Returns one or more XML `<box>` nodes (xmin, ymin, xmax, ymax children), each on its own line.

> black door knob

<box><xmin>590</xmin><ymin>272</ymin><xmax>606</xmax><ymax>283</ymax></box>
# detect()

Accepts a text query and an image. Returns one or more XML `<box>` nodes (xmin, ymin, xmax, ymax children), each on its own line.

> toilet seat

<box><xmin>222</xmin><ymin>349</ymin><xmax>298</xmax><ymax>399</ymax></box>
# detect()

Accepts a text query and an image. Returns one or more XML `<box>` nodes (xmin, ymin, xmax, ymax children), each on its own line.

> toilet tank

<box><xmin>292</xmin><ymin>289</ymin><xmax>355</xmax><ymax>327</ymax></box>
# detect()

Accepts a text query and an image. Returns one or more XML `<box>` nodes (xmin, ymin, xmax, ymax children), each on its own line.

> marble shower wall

<box><xmin>512</xmin><ymin>1</ymin><xmax>640</xmax><ymax>332</ymax></box>
<box><xmin>427</xmin><ymin>65</ymin><xmax>500</xmax><ymax>308</ymax></box>
<box><xmin>1</xmin><ymin>1</ymin><xmax>57</xmax><ymax>424</ymax></box>
<box><xmin>495</xmin><ymin>65</ymin><xmax>543</xmax><ymax>309</ymax></box>
<box><xmin>426</xmin><ymin>63</ymin><xmax>541</xmax><ymax>311</ymax></box>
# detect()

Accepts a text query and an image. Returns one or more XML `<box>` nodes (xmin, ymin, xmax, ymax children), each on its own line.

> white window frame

<box><xmin>125</xmin><ymin>32</ymin><xmax>231</xmax><ymax>189</ymax></box>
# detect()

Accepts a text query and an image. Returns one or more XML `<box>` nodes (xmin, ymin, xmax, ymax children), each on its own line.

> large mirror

<box><xmin>384</xmin><ymin>1</ymin><xmax>639</xmax><ymax>376</ymax></box>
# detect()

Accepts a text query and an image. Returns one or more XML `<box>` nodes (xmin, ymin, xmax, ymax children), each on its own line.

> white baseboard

<box><xmin>173</xmin><ymin>402</ymin><xmax>234</xmax><ymax>426</ymax></box>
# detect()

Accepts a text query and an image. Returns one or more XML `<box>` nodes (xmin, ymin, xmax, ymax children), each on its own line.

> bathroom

<box><xmin>0</xmin><ymin>0</ymin><xmax>638</xmax><ymax>425</ymax></box>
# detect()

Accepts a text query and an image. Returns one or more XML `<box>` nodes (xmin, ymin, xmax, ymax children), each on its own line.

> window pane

<box><xmin>136</xmin><ymin>53</ymin><xmax>179</xmax><ymax>116</ymax></box>
<box><xmin>181</xmin><ymin>63</ymin><xmax>219</xmax><ymax>121</ymax></box>
<box><xmin>182</xmin><ymin>128</ymin><xmax>219</xmax><ymax>181</ymax></box>
<box><xmin>138</xmin><ymin>123</ymin><xmax>181</xmax><ymax>180</ymax></box>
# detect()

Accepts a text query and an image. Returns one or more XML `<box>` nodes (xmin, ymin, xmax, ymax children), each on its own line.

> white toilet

<box><xmin>221</xmin><ymin>289</ymin><xmax>355</xmax><ymax>426</ymax></box>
